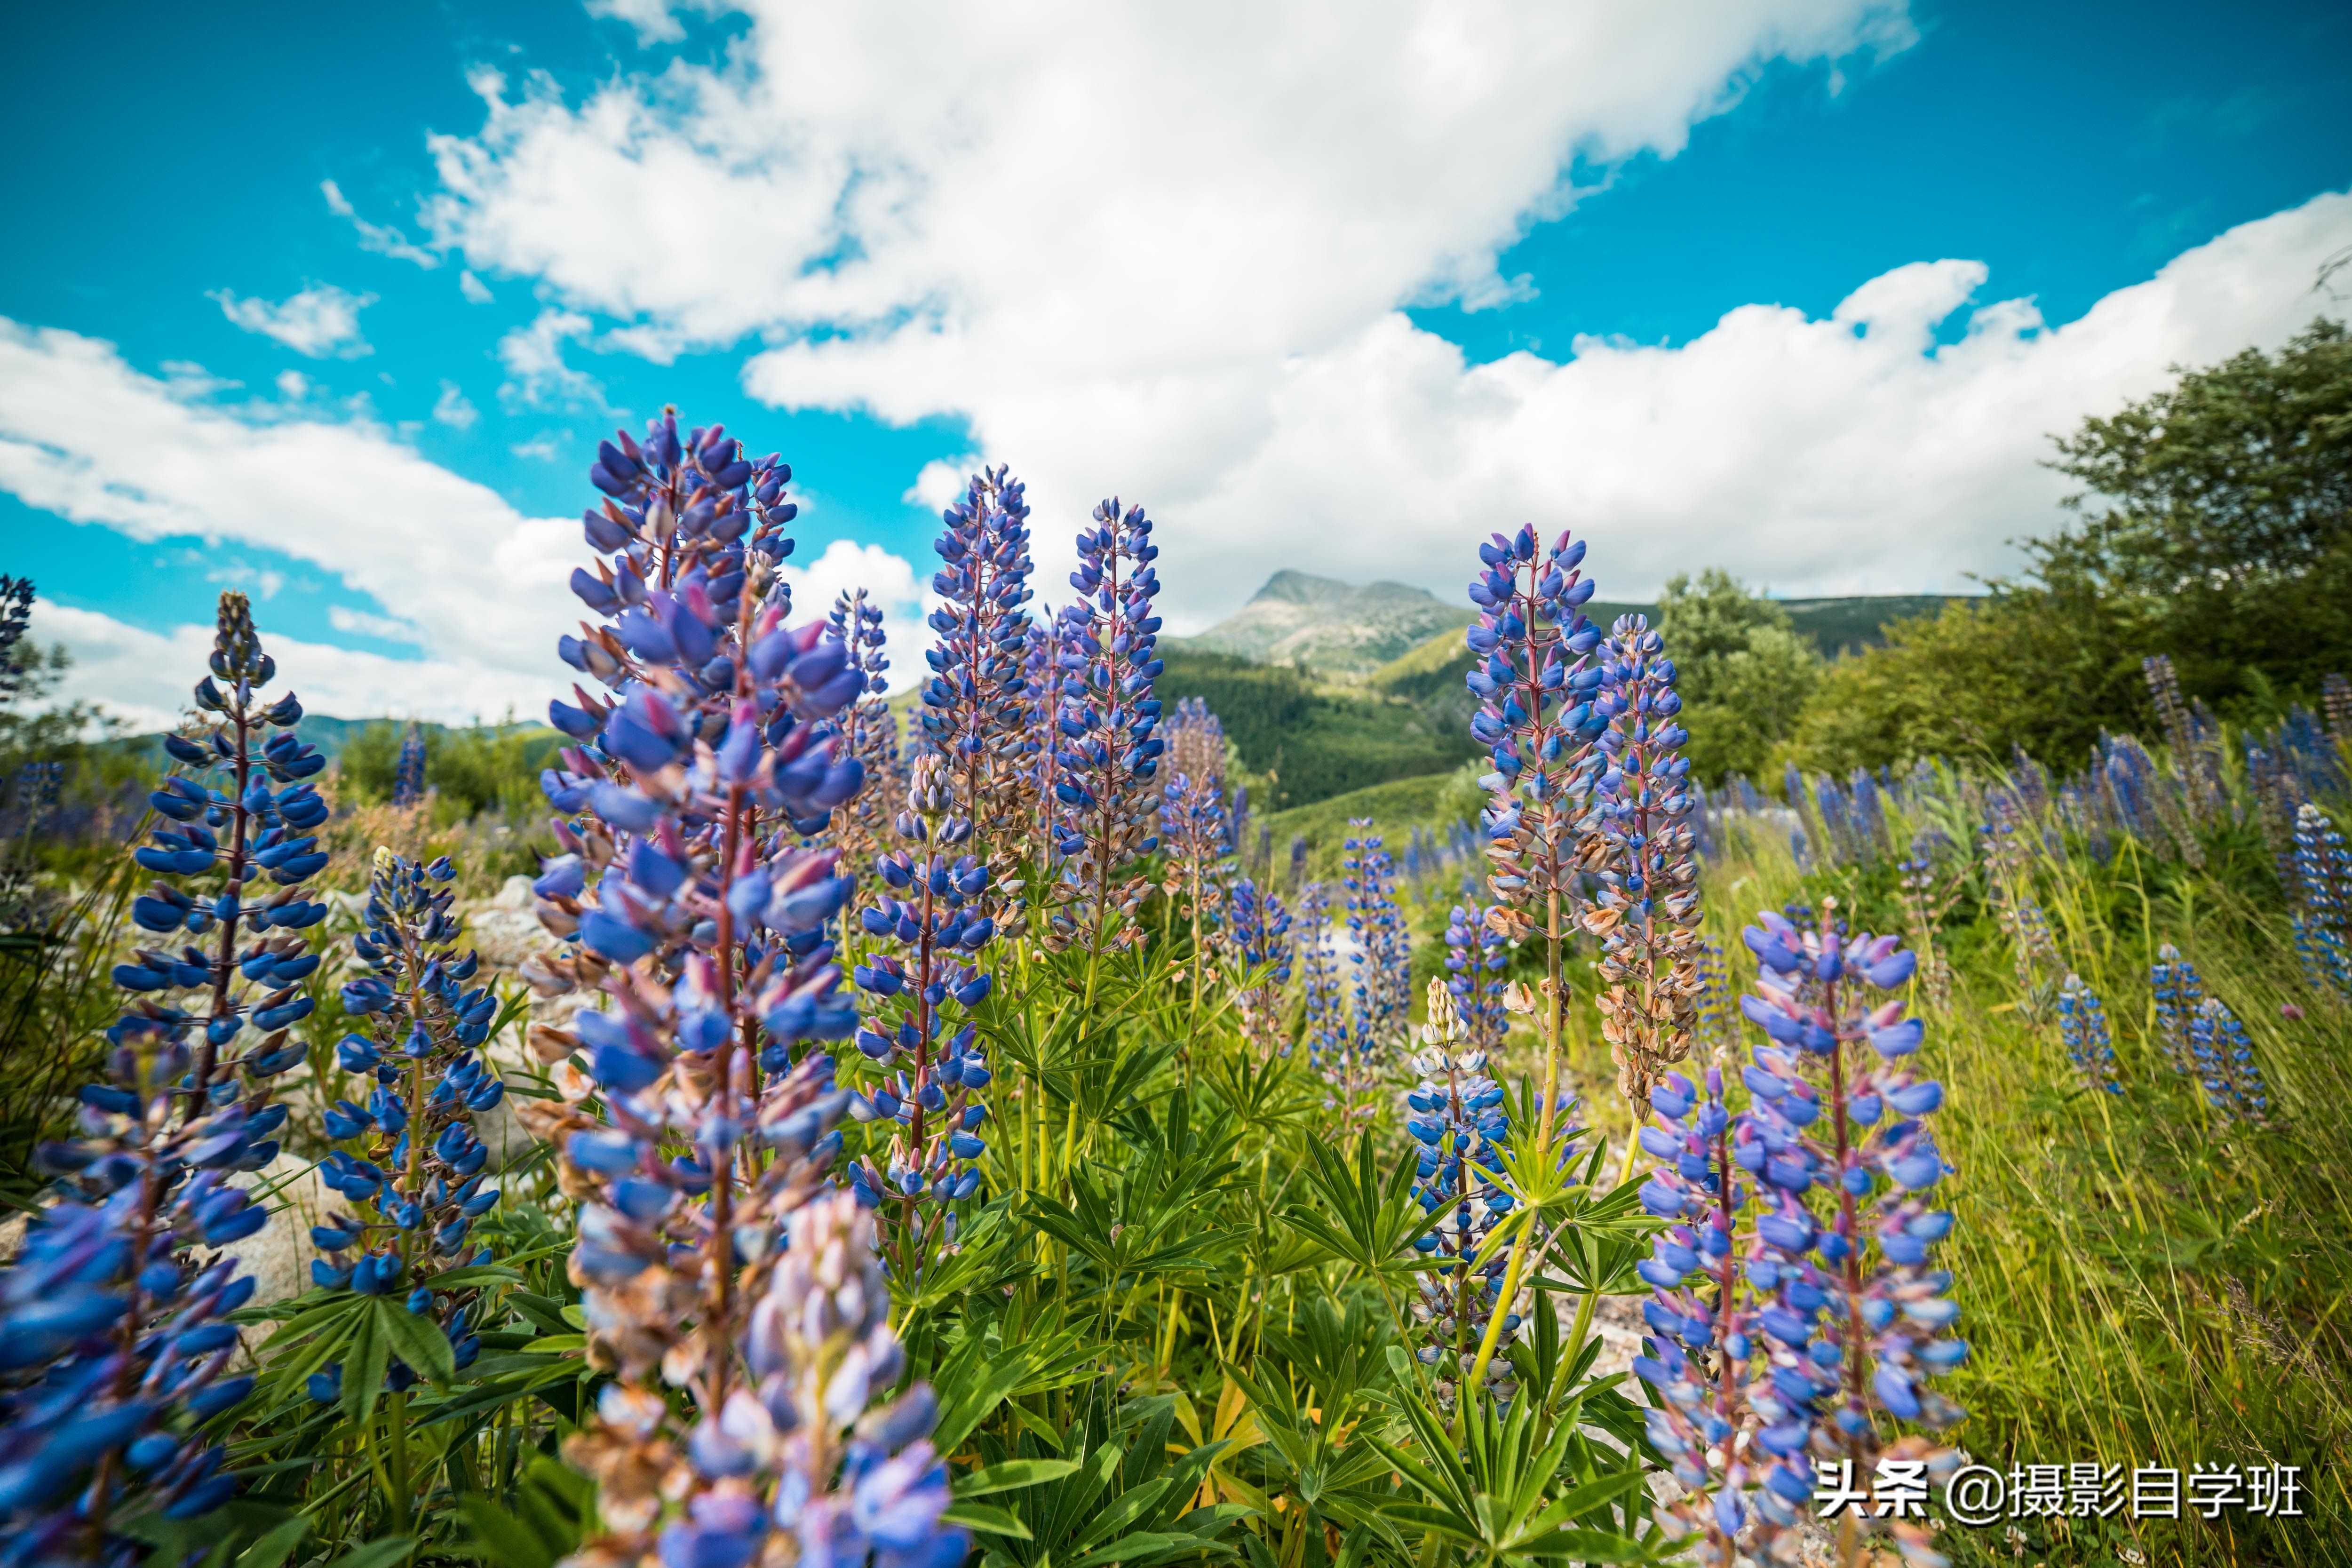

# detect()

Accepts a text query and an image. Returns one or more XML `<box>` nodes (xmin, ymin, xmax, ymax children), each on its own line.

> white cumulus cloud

<box><xmin>409</xmin><ymin>0</ymin><xmax>2352</xmax><ymax>624</ymax></box>
<box><xmin>208</xmin><ymin>284</ymin><xmax>377</xmax><ymax>359</ymax></box>
<box><xmin>776</xmin><ymin>538</ymin><xmax>930</xmax><ymax>692</ymax></box>
<box><xmin>0</xmin><ymin>318</ymin><xmax>571</xmax><ymax>722</ymax></box>
<box><xmin>0</xmin><ymin>318</ymin><xmax>926</xmax><ymax>725</ymax></box>
<box><xmin>498</xmin><ymin>308</ymin><xmax>605</xmax><ymax>410</ymax></box>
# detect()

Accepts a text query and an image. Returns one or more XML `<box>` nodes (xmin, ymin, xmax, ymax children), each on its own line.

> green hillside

<box><xmin>1155</xmin><ymin>648</ymin><xmax>1475</xmax><ymax>809</ymax></box>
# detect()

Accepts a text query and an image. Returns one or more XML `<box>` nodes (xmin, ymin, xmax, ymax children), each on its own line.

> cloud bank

<box><xmin>413</xmin><ymin>0</ymin><xmax>2347</xmax><ymax>617</ymax></box>
<box><xmin>0</xmin><ymin>318</ymin><xmax>932</xmax><ymax>727</ymax></box>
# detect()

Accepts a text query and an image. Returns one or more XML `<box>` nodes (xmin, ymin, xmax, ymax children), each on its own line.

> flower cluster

<box><xmin>826</xmin><ymin>589</ymin><xmax>902</xmax><ymax>934</ymax></box>
<box><xmin>1731</xmin><ymin>907</ymin><xmax>1966</xmax><ymax>1561</ymax></box>
<box><xmin>1579</xmin><ymin>614</ymin><xmax>1702</xmax><ymax>1108</ymax></box>
<box><xmin>1469</xmin><ymin>527</ymin><xmax>1606</xmax><ymax>952</ymax></box>
<box><xmin>1160</xmin><ymin>764</ymin><xmax>1232</xmax><ymax>1007</ymax></box>
<box><xmin>308</xmin><ymin>850</ymin><xmax>506</xmax><ymax>1387</ymax></box>
<box><xmin>1443</xmin><ymin>901</ymin><xmax>1510</xmax><ymax>1055</ymax></box>
<box><xmin>1223</xmin><ymin>876</ymin><xmax>1293</xmax><ymax>1058</ymax></box>
<box><xmin>120</xmin><ymin>593</ymin><xmax>330</xmax><ymax>1112</ymax></box>
<box><xmin>5</xmin><ymin>1088</ymin><xmax>274</xmax><ymax>1558</ymax></box>
<box><xmin>1403</xmin><ymin>983</ymin><xmax>1518</xmax><ymax>1409</ymax></box>
<box><xmin>1043</xmin><ymin>499</ymin><xmax>1164</xmax><ymax>953</ymax></box>
<box><xmin>2187</xmin><ymin>995</ymin><xmax>2273</xmax><ymax>1127</ymax></box>
<box><xmin>521</xmin><ymin>413</ymin><xmax>869</xmax><ymax>1431</ymax></box>
<box><xmin>1632</xmin><ymin>1064</ymin><xmax>1788</xmax><ymax>1562</ymax></box>
<box><xmin>920</xmin><ymin>466</ymin><xmax>1039</xmax><ymax>892</ymax></box>
<box><xmin>2290</xmin><ymin>803</ymin><xmax>2351</xmax><ymax>998</ymax></box>
<box><xmin>560</xmin><ymin>1191</ymin><xmax>963</xmax><ymax>1568</ymax></box>
<box><xmin>2150</xmin><ymin>944</ymin><xmax>2204</xmax><ymax>1075</ymax></box>
<box><xmin>1164</xmin><ymin>696</ymin><xmax>1226</xmax><ymax>791</ymax></box>
<box><xmin>392</xmin><ymin>723</ymin><xmax>428</xmax><ymax>808</ymax></box>
<box><xmin>1</xmin><ymin>597</ymin><xmax>313</xmax><ymax>1555</ymax></box>
<box><xmin>846</xmin><ymin>755</ymin><xmax>997</xmax><ymax>1275</ymax></box>
<box><xmin>2056</xmin><ymin>974</ymin><xmax>2122</xmax><ymax>1094</ymax></box>
<box><xmin>1308</xmin><ymin>822</ymin><xmax>1411</xmax><ymax>1114</ymax></box>
<box><xmin>1691</xmin><ymin>937</ymin><xmax>1734</xmax><ymax>1055</ymax></box>
<box><xmin>1297</xmin><ymin>883</ymin><xmax>1344</xmax><ymax>1074</ymax></box>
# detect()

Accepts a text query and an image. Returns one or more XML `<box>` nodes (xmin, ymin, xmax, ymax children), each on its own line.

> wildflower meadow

<box><xmin>0</xmin><ymin>387</ymin><xmax>2346</xmax><ymax>1568</ymax></box>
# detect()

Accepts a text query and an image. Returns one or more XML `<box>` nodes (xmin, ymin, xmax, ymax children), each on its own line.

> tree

<box><xmin>2037</xmin><ymin>317</ymin><xmax>2352</xmax><ymax>710</ymax></box>
<box><xmin>1780</xmin><ymin>591</ymin><xmax>2139</xmax><ymax>775</ymax></box>
<box><xmin>1653</xmin><ymin>569</ymin><xmax>1821</xmax><ymax>785</ymax></box>
<box><xmin>1784</xmin><ymin>319</ymin><xmax>2352</xmax><ymax>775</ymax></box>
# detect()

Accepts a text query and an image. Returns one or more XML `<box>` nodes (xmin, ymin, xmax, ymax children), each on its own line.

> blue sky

<box><xmin>3</xmin><ymin>1</ymin><xmax>2346</xmax><ymax>724</ymax></box>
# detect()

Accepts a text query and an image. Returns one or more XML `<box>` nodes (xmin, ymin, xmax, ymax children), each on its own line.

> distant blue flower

<box><xmin>1224</xmin><ymin>877</ymin><xmax>1294</xmax><ymax>1059</ymax></box>
<box><xmin>919</xmin><ymin>465</ymin><xmax>1037</xmax><ymax>881</ymax></box>
<box><xmin>844</xmin><ymin>755</ymin><xmax>997</xmax><ymax>1269</ymax></box>
<box><xmin>1584</xmin><ymin>613</ymin><xmax>1703</xmax><ymax>1108</ymax></box>
<box><xmin>1443</xmin><ymin>901</ymin><xmax>1509</xmax><ymax>1055</ymax></box>
<box><xmin>2057</xmin><ymin>974</ymin><xmax>2122</xmax><ymax>1094</ymax></box>
<box><xmin>1404</xmin><ymin>984</ymin><xmax>1526</xmax><ymax>1409</ymax></box>
<box><xmin>1041</xmin><ymin>498</ymin><xmax>1162</xmax><ymax>954</ymax></box>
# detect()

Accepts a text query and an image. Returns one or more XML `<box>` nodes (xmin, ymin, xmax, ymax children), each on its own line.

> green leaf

<box><xmin>231</xmin><ymin>1514</ymin><xmax>311</xmax><ymax>1568</ymax></box>
<box><xmin>461</xmin><ymin>1494</ymin><xmax>557</xmax><ymax>1568</ymax></box>
<box><xmin>342</xmin><ymin>1305</ymin><xmax>389</xmax><ymax>1425</ymax></box>
<box><xmin>318</xmin><ymin>1536</ymin><xmax>416</xmax><ymax>1568</ymax></box>
<box><xmin>1071</xmin><ymin>1480</ymin><xmax>1172</xmax><ymax>1553</ymax></box>
<box><xmin>941</xmin><ymin>1504</ymin><xmax>1033</xmax><ymax>1541</ymax></box>
<box><xmin>374</xmin><ymin>1297</ymin><xmax>458</xmax><ymax>1386</ymax></box>
<box><xmin>955</xmin><ymin>1458</ymin><xmax>1084</xmax><ymax>1497</ymax></box>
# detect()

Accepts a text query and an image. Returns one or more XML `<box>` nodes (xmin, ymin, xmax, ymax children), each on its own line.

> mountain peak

<box><xmin>1178</xmin><ymin>571</ymin><xmax>1474</xmax><ymax>678</ymax></box>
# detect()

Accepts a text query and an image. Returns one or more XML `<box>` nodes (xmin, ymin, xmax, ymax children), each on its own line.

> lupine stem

<box><xmin>189</xmin><ymin>699</ymin><xmax>252</xmax><ymax>1125</ymax></box>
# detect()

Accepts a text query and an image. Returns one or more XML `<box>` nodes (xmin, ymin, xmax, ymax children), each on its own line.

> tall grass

<box><xmin>1691</xmin><ymin>769</ymin><xmax>2351</xmax><ymax>1565</ymax></box>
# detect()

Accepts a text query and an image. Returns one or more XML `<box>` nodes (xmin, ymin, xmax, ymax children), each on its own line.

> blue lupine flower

<box><xmin>1162</xmin><ymin>759</ymin><xmax>1233</xmax><ymax>1021</ymax></box>
<box><xmin>2150</xmin><ymin>943</ymin><xmax>2204</xmax><ymax>1075</ymax></box>
<box><xmin>2187</xmin><ymin>995</ymin><xmax>2273</xmax><ymax>1127</ymax></box>
<box><xmin>2057</xmin><ymin>974</ymin><xmax>2122</xmax><ymax>1094</ymax></box>
<box><xmin>2290</xmin><ymin>803</ymin><xmax>2351</xmax><ymax>998</ymax></box>
<box><xmin>1297</xmin><ymin>883</ymin><xmax>1344</xmax><ymax>1075</ymax></box>
<box><xmin>4</xmin><ymin>1071</ymin><xmax>276</xmax><ymax>1547</ymax></box>
<box><xmin>1585</xmin><ymin>613</ymin><xmax>1704</xmax><ymax>1110</ymax></box>
<box><xmin>1041</xmin><ymin>498</ymin><xmax>1162</xmax><ymax>954</ymax></box>
<box><xmin>1443</xmin><ymin>901</ymin><xmax>1510</xmax><ymax>1055</ymax></box>
<box><xmin>1405</xmin><ymin>984</ymin><xmax>1530</xmax><ymax>1409</ymax></box>
<box><xmin>1224</xmin><ymin>876</ymin><xmax>1294</xmax><ymax>1059</ymax></box>
<box><xmin>110</xmin><ymin>592</ymin><xmax>326</xmax><ymax>1126</ymax></box>
<box><xmin>565</xmin><ymin>1193</ymin><xmax>963</xmax><ymax>1568</ymax></box>
<box><xmin>390</xmin><ymin>723</ymin><xmax>428</xmax><ymax>808</ymax></box>
<box><xmin>1466</xmin><ymin>524</ymin><xmax>1605</xmax><ymax>947</ymax></box>
<box><xmin>919</xmin><ymin>465</ymin><xmax>1039</xmax><ymax>882</ymax></box>
<box><xmin>843</xmin><ymin>756</ymin><xmax>996</xmax><ymax>1274</ymax></box>
<box><xmin>1329</xmin><ymin>820</ymin><xmax>1409</xmax><ymax>1111</ymax></box>
<box><xmin>1738</xmin><ymin>908</ymin><xmax>1966</xmax><ymax>1483</ymax></box>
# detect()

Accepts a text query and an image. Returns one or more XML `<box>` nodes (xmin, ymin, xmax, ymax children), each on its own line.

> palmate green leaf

<box><xmin>932</xmin><ymin>1324</ymin><xmax>1094</xmax><ymax>1454</ymax></box>
<box><xmin>375</xmin><ymin>1297</ymin><xmax>458</xmax><ymax>1385</ymax></box>
<box><xmin>1283</xmin><ymin>1134</ymin><xmax>1443</xmax><ymax>1287</ymax></box>
<box><xmin>1073</xmin><ymin>1529</ymin><xmax>1233</xmax><ymax>1568</ymax></box>
<box><xmin>955</xmin><ymin>1458</ymin><xmax>1084</xmax><ymax>1497</ymax></box>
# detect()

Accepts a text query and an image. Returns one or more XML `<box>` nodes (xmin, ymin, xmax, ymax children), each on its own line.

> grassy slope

<box><xmin>1246</xmin><ymin>713</ymin><xmax>2352</xmax><ymax>1563</ymax></box>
